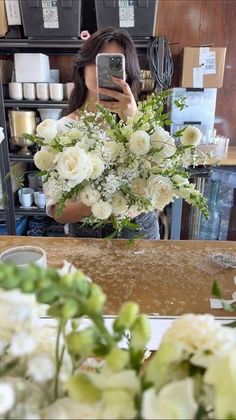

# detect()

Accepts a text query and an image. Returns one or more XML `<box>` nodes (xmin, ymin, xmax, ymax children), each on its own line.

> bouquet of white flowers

<box><xmin>0</xmin><ymin>262</ymin><xmax>235</xmax><ymax>419</ymax></box>
<box><xmin>28</xmin><ymin>91</ymin><xmax>208</xmax><ymax>232</ymax></box>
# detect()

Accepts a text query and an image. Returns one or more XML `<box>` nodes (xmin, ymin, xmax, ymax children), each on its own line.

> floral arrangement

<box><xmin>27</xmin><ymin>91</ymin><xmax>208</xmax><ymax>233</ymax></box>
<box><xmin>0</xmin><ymin>261</ymin><xmax>236</xmax><ymax>419</ymax></box>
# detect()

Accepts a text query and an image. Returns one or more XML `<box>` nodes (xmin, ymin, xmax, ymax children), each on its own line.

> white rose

<box><xmin>89</xmin><ymin>152</ymin><xmax>105</xmax><ymax>180</ymax></box>
<box><xmin>36</xmin><ymin>119</ymin><xmax>58</xmax><ymax>142</ymax></box>
<box><xmin>80</xmin><ymin>185</ymin><xmax>101</xmax><ymax>206</ymax></box>
<box><xmin>102</xmin><ymin>141</ymin><xmax>121</xmax><ymax>162</ymax></box>
<box><xmin>142</xmin><ymin>379</ymin><xmax>197</xmax><ymax>420</ymax></box>
<box><xmin>129</xmin><ymin>130</ymin><xmax>150</xmax><ymax>156</ymax></box>
<box><xmin>181</xmin><ymin>125</ymin><xmax>202</xmax><ymax>146</ymax></box>
<box><xmin>34</xmin><ymin>149</ymin><xmax>56</xmax><ymax>171</ymax></box>
<box><xmin>131</xmin><ymin>177</ymin><xmax>147</xmax><ymax>196</ymax></box>
<box><xmin>91</xmin><ymin>200</ymin><xmax>112</xmax><ymax>220</ymax></box>
<box><xmin>0</xmin><ymin>127</ymin><xmax>4</xmax><ymax>144</ymax></box>
<box><xmin>57</xmin><ymin>146</ymin><xmax>92</xmax><ymax>182</ymax></box>
<box><xmin>112</xmin><ymin>192</ymin><xmax>129</xmax><ymax>216</ymax></box>
<box><xmin>147</xmin><ymin>175</ymin><xmax>173</xmax><ymax>210</ymax></box>
<box><xmin>151</xmin><ymin>127</ymin><xmax>176</xmax><ymax>158</ymax></box>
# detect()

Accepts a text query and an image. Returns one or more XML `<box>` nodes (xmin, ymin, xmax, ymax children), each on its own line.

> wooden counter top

<box><xmin>212</xmin><ymin>146</ymin><xmax>236</xmax><ymax>166</ymax></box>
<box><xmin>0</xmin><ymin>236</ymin><xmax>235</xmax><ymax>317</ymax></box>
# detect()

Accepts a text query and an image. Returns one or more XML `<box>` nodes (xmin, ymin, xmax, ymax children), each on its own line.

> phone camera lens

<box><xmin>109</xmin><ymin>56</ymin><xmax>122</xmax><ymax>70</ymax></box>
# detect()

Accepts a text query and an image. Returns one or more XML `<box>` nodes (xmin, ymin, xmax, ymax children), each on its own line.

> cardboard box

<box><xmin>14</xmin><ymin>53</ymin><xmax>51</xmax><ymax>83</ymax></box>
<box><xmin>180</xmin><ymin>47</ymin><xmax>226</xmax><ymax>88</ymax></box>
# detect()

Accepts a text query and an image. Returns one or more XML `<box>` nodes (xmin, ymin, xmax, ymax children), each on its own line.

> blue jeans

<box><xmin>69</xmin><ymin>211</ymin><xmax>160</xmax><ymax>240</ymax></box>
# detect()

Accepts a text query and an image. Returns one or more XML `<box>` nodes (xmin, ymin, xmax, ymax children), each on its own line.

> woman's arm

<box><xmin>51</xmin><ymin>200</ymin><xmax>91</xmax><ymax>224</ymax></box>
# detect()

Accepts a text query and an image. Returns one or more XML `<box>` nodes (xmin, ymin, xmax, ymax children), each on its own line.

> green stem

<box><xmin>54</xmin><ymin>319</ymin><xmax>65</xmax><ymax>399</ymax></box>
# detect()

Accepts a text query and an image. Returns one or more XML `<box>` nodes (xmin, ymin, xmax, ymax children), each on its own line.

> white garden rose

<box><xmin>0</xmin><ymin>127</ymin><xmax>4</xmax><ymax>144</ymax></box>
<box><xmin>91</xmin><ymin>200</ymin><xmax>112</xmax><ymax>220</ymax></box>
<box><xmin>181</xmin><ymin>125</ymin><xmax>202</xmax><ymax>146</ymax></box>
<box><xmin>111</xmin><ymin>192</ymin><xmax>129</xmax><ymax>216</ymax></box>
<box><xmin>34</xmin><ymin>149</ymin><xmax>56</xmax><ymax>171</ymax></box>
<box><xmin>56</xmin><ymin>147</ymin><xmax>92</xmax><ymax>182</ymax></box>
<box><xmin>129</xmin><ymin>130</ymin><xmax>150</xmax><ymax>156</ymax></box>
<box><xmin>102</xmin><ymin>141</ymin><xmax>122</xmax><ymax>163</ymax></box>
<box><xmin>151</xmin><ymin>126</ymin><xmax>176</xmax><ymax>158</ymax></box>
<box><xmin>131</xmin><ymin>177</ymin><xmax>147</xmax><ymax>196</ymax></box>
<box><xmin>80</xmin><ymin>185</ymin><xmax>101</xmax><ymax>207</ymax></box>
<box><xmin>89</xmin><ymin>152</ymin><xmax>105</xmax><ymax>180</ymax></box>
<box><xmin>147</xmin><ymin>175</ymin><xmax>174</xmax><ymax>210</ymax></box>
<box><xmin>142</xmin><ymin>379</ymin><xmax>197</xmax><ymax>420</ymax></box>
<box><xmin>36</xmin><ymin>119</ymin><xmax>58</xmax><ymax>142</ymax></box>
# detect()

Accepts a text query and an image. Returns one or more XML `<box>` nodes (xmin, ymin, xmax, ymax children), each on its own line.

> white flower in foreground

<box><xmin>172</xmin><ymin>174</ymin><xmax>189</xmax><ymax>186</ymax></box>
<box><xmin>147</xmin><ymin>175</ymin><xmax>173</xmax><ymax>210</ymax></box>
<box><xmin>111</xmin><ymin>192</ymin><xmax>129</xmax><ymax>216</ymax></box>
<box><xmin>9</xmin><ymin>331</ymin><xmax>36</xmax><ymax>357</ymax></box>
<box><xmin>43</xmin><ymin>177</ymin><xmax>64</xmax><ymax>207</ymax></box>
<box><xmin>0</xmin><ymin>127</ymin><xmax>4</xmax><ymax>143</ymax></box>
<box><xmin>129</xmin><ymin>130</ymin><xmax>150</xmax><ymax>156</ymax></box>
<box><xmin>27</xmin><ymin>355</ymin><xmax>55</xmax><ymax>383</ymax></box>
<box><xmin>57</xmin><ymin>260</ymin><xmax>80</xmax><ymax>276</ymax></box>
<box><xmin>43</xmin><ymin>397</ymin><xmax>100</xmax><ymax>420</ymax></box>
<box><xmin>34</xmin><ymin>149</ymin><xmax>56</xmax><ymax>171</ymax></box>
<box><xmin>89</xmin><ymin>152</ymin><xmax>105</xmax><ymax>179</ymax></box>
<box><xmin>181</xmin><ymin>125</ymin><xmax>202</xmax><ymax>146</ymax></box>
<box><xmin>151</xmin><ymin>126</ymin><xmax>176</xmax><ymax>158</ymax></box>
<box><xmin>162</xmin><ymin>314</ymin><xmax>236</xmax><ymax>368</ymax></box>
<box><xmin>0</xmin><ymin>382</ymin><xmax>15</xmax><ymax>415</ymax></box>
<box><xmin>99</xmin><ymin>388</ymin><xmax>137</xmax><ymax>419</ymax></box>
<box><xmin>91</xmin><ymin>200</ymin><xmax>112</xmax><ymax>220</ymax></box>
<box><xmin>142</xmin><ymin>379</ymin><xmax>197</xmax><ymax>419</ymax></box>
<box><xmin>36</xmin><ymin>119</ymin><xmax>58</xmax><ymax>142</ymax></box>
<box><xmin>204</xmin><ymin>348</ymin><xmax>236</xmax><ymax>419</ymax></box>
<box><xmin>80</xmin><ymin>185</ymin><xmax>101</xmax><ymax>207</ymax></box>
<box><xmin>57</xmin><ymin>146</ymin><xmax>92</xmax><ymax>182</ymax></box>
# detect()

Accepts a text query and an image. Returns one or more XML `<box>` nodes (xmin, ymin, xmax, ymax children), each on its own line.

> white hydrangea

<box><xmin>36</xmin><ymin>119</ymin><xmax>58</xmax><ymax>143</ymax></box>
<box><xmin>34</xmin><ymin>148</ymin><xmax>56</xmax><ymax>171</ymax></box>
<box><xmin>147</xmin><ymin>175</ymin><xmax>174</xmax><ymax>210</ymax></box>
<box><xmin>0</xmin><ymin>382</ymin><xmax>15</xmax><ymax>415</ymax></box>
<box><xmin>91</xmin><ymin>200</ymin><xmax>112</xmax><ymax>220</ymax></box>
<box><xmin>181</xmin><ymin>125</ymin><xmax>202</xmax><ymax>146</ymax></box>
<box><xmin>9</xmin><ymin>331</ymin><xmax>36</xmax><ymax>357</ymax></box>
<box><xmin>43</xmin><ymin>176</ymin><xmax>65</xmax><ymax>207</ymax></box>
<box><xmin>27</xmin><ymin>355</ymin><xmax>55</xmax><ymax>383</ymax></box>
<box><xmin>80</xmin><ymin>185</ymin><xmax>101</xmax><ymax>207</ymax></box>
<box><xmin>151</xmin><ymin>126</ymin><xmax>176</xmax><ymax>158</ymax></box>
<box><xmin>112</xmin><ymin>192</ymin><xmax>129</xmax><ymax>216</ymax></box>
<box><xmin>56</xmin><ymin>146</ymin><xmax>92</xmax><ymax>182</ymax></box>
<box><xmin>89</xmin><ymin>152</ymin><xmax>105</xmax><ymax>180</ymax></box>
<box><xmin>129</xmin><ymin>130</ymin><xmax>150</xmax><ymax>156</ymax></box>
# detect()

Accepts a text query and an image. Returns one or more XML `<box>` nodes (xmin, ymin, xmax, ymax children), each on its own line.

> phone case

<box><xmin>96</xmin><ymin>53</ymin><xmax>125</xmax><ymax>101</ymax></box>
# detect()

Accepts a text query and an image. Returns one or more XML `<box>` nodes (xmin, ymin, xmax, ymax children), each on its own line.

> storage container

<box><xmin>95</xmin><ymin>0</ymin><xmax>158</xmax><ymax>37</ymax></box>
<box><xmin>20</xmin><ymin>0</ymin><xmax>82</xmax><ymax>38</ymax></box>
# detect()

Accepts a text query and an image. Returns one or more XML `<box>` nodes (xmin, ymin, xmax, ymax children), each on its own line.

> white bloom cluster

<box><xmin>31</xmin><ymin>93</ymin><xmax>208</xmax><ymax>228</ymax></box>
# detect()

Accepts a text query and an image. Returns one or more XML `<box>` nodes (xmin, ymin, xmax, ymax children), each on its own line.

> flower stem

<box><xmin>54</xmin><ymin>319</ymin><xmax>65</xmax><ymax>399</ymax></box>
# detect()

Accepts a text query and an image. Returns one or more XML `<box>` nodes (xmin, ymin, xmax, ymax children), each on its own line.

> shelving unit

<box><xmin>0</xmin><ymin>37</ymin><xmax>151</xmax><ymax>235</ymax></box>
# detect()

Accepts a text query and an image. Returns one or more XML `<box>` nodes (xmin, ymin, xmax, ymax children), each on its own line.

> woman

<box><xmin>49</xmin><ymin>27</ymin><xmax>160</xmax><ymax>239</ymax></box>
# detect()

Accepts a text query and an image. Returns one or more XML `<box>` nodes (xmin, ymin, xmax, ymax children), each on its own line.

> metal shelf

<box><xmin>4</xmin><ymin>100</ymin><xmax>68</xmax><ymax>108</ymax></box>
<box><xmin>9</xmin><ymin>154</ymin><xmax>34</xmax><ymax>162</ymax></box>
<box><xmin>15</xmin><ymin>207</ymin><xmax>46</xmax><ymax>216</ymax></box>
<box><xmin>0</xmin><ymin>37</ymin><xmax>151</xmax><ymax>54</ymax></box>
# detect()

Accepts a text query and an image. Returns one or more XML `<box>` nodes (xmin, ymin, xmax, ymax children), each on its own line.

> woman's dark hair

<box><xmin>67</xmin><ymin>27</ymin><xmax>142</xmax><ymax>115</ymax></box>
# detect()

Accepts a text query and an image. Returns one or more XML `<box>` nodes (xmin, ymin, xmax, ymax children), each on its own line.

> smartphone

<box><xmin>96</xmin><ymin>53</ymin><xmax>125</xmax><ymax>101</ymax></box>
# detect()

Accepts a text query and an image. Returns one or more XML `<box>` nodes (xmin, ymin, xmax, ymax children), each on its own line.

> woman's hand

<box><xmin>98</xmin><ymin>77</ymin><xmax>137</xmax><ymax>121</ymax></box>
